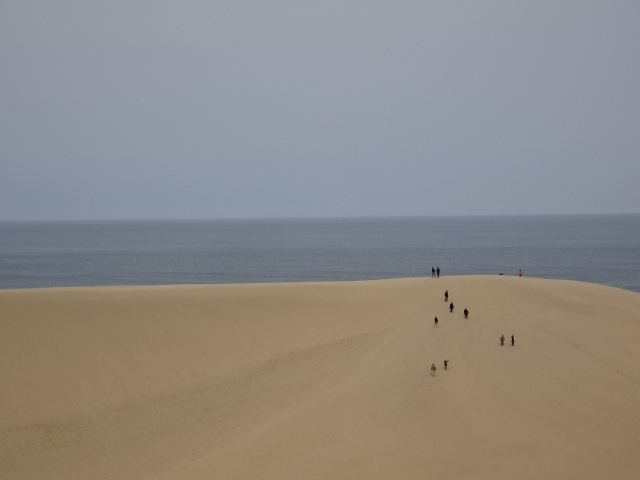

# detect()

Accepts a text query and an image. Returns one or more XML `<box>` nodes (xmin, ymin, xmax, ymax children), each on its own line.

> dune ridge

<box><xmin>2</xmin><ymin>276</ymin><xmax>640</xmax><ymax>479</ymax></box>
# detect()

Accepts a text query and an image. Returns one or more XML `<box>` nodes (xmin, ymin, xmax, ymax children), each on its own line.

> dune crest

<box><xmin>2</xmin><ymin>276</ymin><xmax>640</xmax><ymax>479</ymax></box>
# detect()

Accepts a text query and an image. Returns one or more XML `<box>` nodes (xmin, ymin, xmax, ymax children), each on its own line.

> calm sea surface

<box><xmin>1</xmin><ymin>215</ymin><xmax>639</xmax><ymax>293</ymax></box>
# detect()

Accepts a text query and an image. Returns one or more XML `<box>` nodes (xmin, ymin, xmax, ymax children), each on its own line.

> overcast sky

<box><xmin>2</xmin><ymin>1</ymin><xmax>639</xmax><ymax>221</ymax></box>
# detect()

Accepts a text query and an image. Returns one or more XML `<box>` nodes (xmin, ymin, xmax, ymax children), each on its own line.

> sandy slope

<box><xmin>1</xmin><ymin>276</ymin><xmax>640</xmax><ymax>479</ymax></box>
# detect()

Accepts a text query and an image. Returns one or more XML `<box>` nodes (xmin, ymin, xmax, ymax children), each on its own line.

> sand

<box><xmin>1</xmin><ymin>276</ymin><xmax>640</xmax><ymax>479</ymax></box>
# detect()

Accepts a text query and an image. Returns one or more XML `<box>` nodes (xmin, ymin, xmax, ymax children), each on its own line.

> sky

<box><xmin>2</xmin><ymin>1</ymin><xmax>639</xmax><ymax>221</ymax></box>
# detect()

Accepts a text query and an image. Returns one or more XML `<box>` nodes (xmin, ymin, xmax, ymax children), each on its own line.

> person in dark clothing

<box><xmin>434</xmin><ymin>316</ymin><xmax>438</xmax><ymax>327</ymax></box>
<box><xmin>432</xmin><ymin>267</ymin><xmax>436</xmax><ymax>278</ymax></box>
<box><xmin>500</xmin><ymin>334</ymin><xmax>505</xmax><ymax>346</ymax></box>
<box><xmin>511</xmin><ymin>334</ymin><xmax>515</xmax><ymax>346</ymax></box>
<box><xmin>463</xmin><ymin>308</ymin><xmax>469</xmax><ymax>319</ymax></box>
<box><xmin>449</xmin><ymin>302</ymin><xmax>454</xmax><ymax>313</ymax></box>
<box><xmin>444</xmin><ymin>290</ymin><xmax>449</xmax><ymax>302</ymax></box>
<box><xmin>436</xmin><ymin>266</ymin><xmax>441</xmax><ymax>278</ymax></box>
<box><xmin>444</xmin><ymin>359</ymin><xmax>448</xmax><ymax>370</ymax></box>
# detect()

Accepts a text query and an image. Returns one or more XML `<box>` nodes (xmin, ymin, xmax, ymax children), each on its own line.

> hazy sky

<box><xmin>2</xmin><ymin>1</ymin><xmax>639</xmax><ymax>221</ymax></box>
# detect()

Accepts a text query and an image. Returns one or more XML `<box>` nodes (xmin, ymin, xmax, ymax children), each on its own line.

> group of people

<box><xmin>431</xmin><ymin>266</ymin><xmax>441</xmax><ymax>278</ymax></box>
<box><xmin>430</xmin><ymin>359</ymin><xmax>448</xmax><ymax>376</ymax></box>
<box><xmin>431</xmin><ymin>288</ymin><xmax>470</xmax><ymax>375</ymax></box>
<box><xmin>430</xmin><ymin>281</ymin><xmax>516</xmax><ymax>377</ymax></box>
<box><xmin>500</xmin><ymin>334</ymin><xmax>515</xmax><ymax>346</ymax></box>
<box><xmin>433</xmin><ymin>291</ymin><xmax>469</xmax><ymax>328</ymax></box>
<box><xmin>443</xmin><ymin>290</ymin><xmax>469</xmax><ymax>318</ymax></box>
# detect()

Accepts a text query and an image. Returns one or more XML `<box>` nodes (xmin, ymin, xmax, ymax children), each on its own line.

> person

<box><xmin>431</xmin><ymin>363</ymin><xmax>437</xmax><ymax>376</ymax></box>
<box><xmin>463</xmin><ymin>308</ymin><xmax>469</xmax><ymax>319</ymax></box>
<box><xmin>444</xmin><ymin>359</ymin><xmax>448</xmax><ymax>370</ymax></box>
<box><xmin>449</xmin><ymin>302</ymin><xmax>454</xmax><ymax>313</ymax></box>
<box><xmin>434</xmin><ymin>316</ymin><xmax>438</xmax><ymax>327</ymax></box>
<box><xmin>444</xmin><ymin>290</ymin><xmax>449</xmax><ymax>302</ymax></box>
<box><xmin>500</xmin><ymin>334</ymin><xmax>505</xmax><ymax>346</ymax></box>
<box><xmin>511</xmin><ymin>334</ymin><xmax>515</xmax><ymax>346</ymax></box>
<box><xmin>436</xmin><ymin>266</ymin><xmax>441</xmax><ymax>278</ymax></box>
<box><xmin>518</xmin><ymin>269</ymin><xmax>523</xmax><ymax>277</ymax></box>
<box><xmin>432</xmin><ymin>267</ymin><xmax>436</xmax><ymax>278</ymax></box>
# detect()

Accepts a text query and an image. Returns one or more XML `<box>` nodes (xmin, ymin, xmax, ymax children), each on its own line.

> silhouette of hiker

<box><xmin>500</xmin><ymin>334</ymin><xmax>505</xmax><ymax>346</ymax></box>
<box><xmin>432</xmin><ymin>267</ymin><xmax>436</xmax><ymax>278</ymax></box>
<box><xmin>444</xmin><ymin>290</ymin><xmax>448</xmax><ymax>302</ymax></box>
<box><xmin>434</xmin><ymin>316</ymin><xmax>438</xmax><ymax>327</ymax></box>
<box><xmin>444</xmin><ymin>359</ymin><xmax>448</xmax><ymax>370</ymax></box>
<box><xmin>511</xmin><ymin>334</ymin><xmax>515</xmax><ymax>346</ymax></box>
<box><xmin>463</xmin><ymin>308</ymin><xmax>469</xmax><ymax>319</ymax></box>
<box><xmin>449</xmin><ymin>302</ymin><xmax>454</xmax><ymax>313</ymax></box>
<box><xmin>431</xmin><ymin>363</ymin><xmax>437</xmax><ymax>376</ymax></box>
<box><xmin>436</xmin><ymin>266</ymin><xmax>441</xmax><ymax>278</ymax></box>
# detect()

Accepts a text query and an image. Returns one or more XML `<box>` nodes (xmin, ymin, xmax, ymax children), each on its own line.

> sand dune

<box><xmin>2</xmin><ymin>276</ymin><xmax>640</xmax><ymax>479</ymax></box>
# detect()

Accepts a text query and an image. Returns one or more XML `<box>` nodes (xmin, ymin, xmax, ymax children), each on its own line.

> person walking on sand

<box><xmin>464</xmin><ymin>308</ymin><xmax>469</xmax><ymax>319</ymax></box>
<box><xmin>444</xmin><ymin>290</ymin><xmax>448</xmax><ymax>302</ymax></box>
<box><xmin>500</xmin><ymin>334</ymin><xmax>505</xmax><ymax>346</ymax></box>
<box><xmin>444</xmin><ymin>359</ymin><xmax>448</xmax><ymax>370</ymax></box>
<box><xmin>436</xmin><ymin>266</ymin><xmax>441</xmax><ymax>278</ymax></box>
<box><xmin>432</xmin><ymin>267</ymin><xmax>436</xmax><ymax>278</ymax></box>
<box><xmin>431</xmin><ymin>363</ymin><xmax>437</xmax><ymax>376</ymax></box>
<box><xmin>449</xmin><ymin>302</ymin><xmax>454</xmax><ymax>313</ymax></box>
<box><xmin>511</xmin><ymin>334</ymin><xmax>515</xmax><ymax>346</ymax></box>
<box><xmin>518</xmin><ymin>269</ymin><xmax>523</xmax><ymax>277</ymax></box>
<box><xmin>434</xmin><ymin>316</ymin><xmax>438</xmax><ymax>327</ymax></box>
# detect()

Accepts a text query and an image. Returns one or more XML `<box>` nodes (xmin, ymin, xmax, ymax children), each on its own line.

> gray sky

<box><xmin>2</xmin><ymin>1</ymin><xmax>639</xmax><ymax>221</ymax></box>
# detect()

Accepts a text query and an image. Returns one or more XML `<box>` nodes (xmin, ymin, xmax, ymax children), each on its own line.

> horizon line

<box><xmin>2</xmin><ymin>212</ymin><xmax>640</xmax><ymax>224</ymax></box>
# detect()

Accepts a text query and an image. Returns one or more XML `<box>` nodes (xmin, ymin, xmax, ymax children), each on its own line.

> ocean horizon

<box><xmin>1</xmin><ymin>214</ymin><xmax>639</xmax><ymax>293</ymax></box>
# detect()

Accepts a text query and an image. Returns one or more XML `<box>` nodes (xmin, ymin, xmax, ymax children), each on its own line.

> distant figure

<box><xmin>444</xmin><ymin>359</ymin><xmax>448</xmax><ymax>370</ymax></box>
<box><xmin>436</xmin><ymin>266</ymin><xmax>441</xmax><ymax>278</ymax></box>
<box><xmin>463</xmin><ymin>308</ymin><xmax>469</xmax><ymax>319</ymax></box>
<box><xmin>431</xmin><ymin>363</ymin><xmax>437</xmax><ymax>376</ymax></box>
<box><xmin>432</xmin><ymin>267</ymin><xmax>436</xmax><ymax>278</ymax></box>
<box><xmin>449</xmin><ymin>302</ymin><xmax>454</xmax><ymax>313</ymax></box>
<box><xmin>511</xmin><ymin>334</ymin><xmax>515</xmax><ymax>346</ymax></box>
<box><xmin>500</xmin><ymin>334</ymin><xmax>505</xmax><ymax>346</ymax></box>
<box><xmin>434</xmin><ymin>316</ymin><xmax>438</xmax><ymax>327</ymax></box>
<box><xmin>518</xmin><ymin>269</ymin><xmax>523</xmax><ymax>277</ymax></box>
<box><xmin>444</xmin><ymin>290</ymin><xmax>449</xmax><ymax>302</ymax></box>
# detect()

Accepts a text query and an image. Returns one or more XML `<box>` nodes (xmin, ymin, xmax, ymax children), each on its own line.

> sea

<box><xmin>1</xmin><ymin>215</ymin><xmax>639</xmax><ymax>293</ymax></box>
